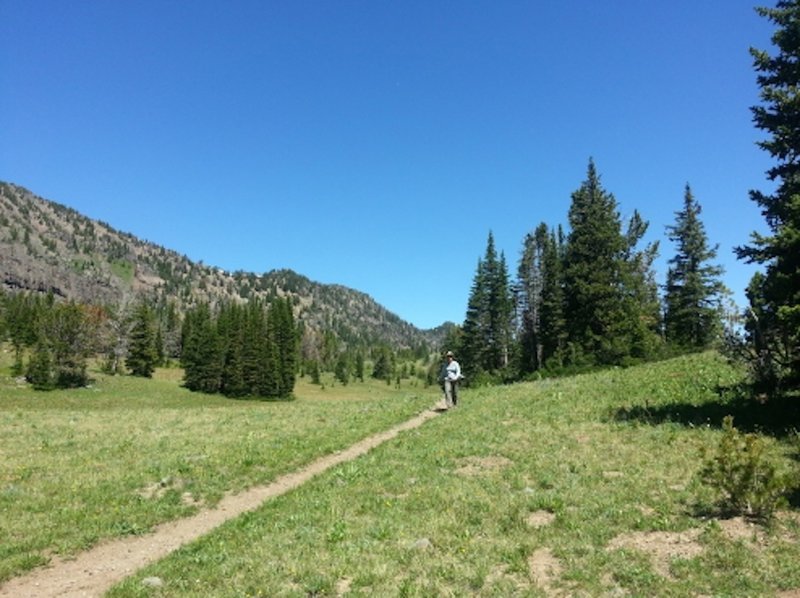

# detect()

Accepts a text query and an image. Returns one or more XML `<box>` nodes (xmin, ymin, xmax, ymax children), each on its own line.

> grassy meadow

<box><xmin>0</xmin><ymin>354</ymin><xmax>435</xmax><ymax>584</ymax></box>
<box><xmin>2</xmin><ymin>350</ymin><xmax>799</xmax><ymax>596</ymax></box>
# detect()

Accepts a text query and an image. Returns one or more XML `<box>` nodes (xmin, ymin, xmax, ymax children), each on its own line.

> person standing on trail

<box><xmin>439</xmin><ymin>350</ymin><xmax>462</xmax><ymax>409</ymax></box>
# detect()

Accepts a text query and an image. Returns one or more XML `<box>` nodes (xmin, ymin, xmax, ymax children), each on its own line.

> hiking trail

<box><xmin>0</xmin><ymin>407</ymin><xmax>442</xmax><ymax>598</ymax></box>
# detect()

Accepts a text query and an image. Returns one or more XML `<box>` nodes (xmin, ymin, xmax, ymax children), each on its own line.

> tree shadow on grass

<box><xmin>612</xmin><ymin>383</ymin><xmax>800</xmax><ymax>438</ymax></box>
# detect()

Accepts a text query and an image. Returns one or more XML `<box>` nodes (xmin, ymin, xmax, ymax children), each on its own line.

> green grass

<box><xmin>0</xmin><ymin>357</ymin><xmax>435</xmax><ymax>583</ymax></box>
<box><xmin>3</xmin><ymin>351</ymin><xmax>799</xmax><ymax>596</ymax></box>
<box><xmin>105</xmin><ymin>352</ymin><xmax>799</xmax><ymax>597</ymax></box>
<box><xmin>109</xmin><ymin>259</ymin><xmax>135</xmax><ymax>285</ymax></box>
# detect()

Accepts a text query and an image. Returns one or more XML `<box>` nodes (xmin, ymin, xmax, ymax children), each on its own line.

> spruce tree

<box><xmin>269</xmin><ymin>297</ymin><xmax>296</xmax><ymax>397</ymax></box>
<box><xmin>47</xmin><ymin>301</ymin><xmax>91</xmax><ymax>388</ymax></box>
<box><xmin>460</xmin><ymin>232</ymin><xmax>514</xmax><ymax>377</ymax></box>
<box><xmin>620</xmin><ymin>210</ymin><xmax>662</xmax><ymax>359</ymax></box>
<box><xmin>181</xmin><ymin>303</ymin><xmax>222</xmax><ymax>394</ymax></box>
<box><xmin>335</xmin><ymin>352</ymin><xmax>350</xmax><ymax>385</ymax></box>
<box><xmin>664</xmin><ymin>185</ymin><xmax>726</xmax><ymax>349</ymax></box>
<box><xmin>126</xmin><ymin>301</ymin><xmax>159</xmax><ymax>378</ymax></box>
<box><xmin>372</xmin><ymin>346</ymin><xmax>394</xmax><ymax>382</ymax></box>
<box><xmin>563</xmin><ymin>160</ymin><xmax>629</xmax><ymax>365</ymax></box>
<box><xmin>516</xmin><ymin>223</ymin><xmax>550</xmax><ymax>374</ymax></box>
<box><xmin>539</xmin><ymin>227</ymin><xmax>567</xmax><ymax>367</ymax></box>
<box><xmin>737</xmin><ymin>1</ymin><xmax>800</xmax><ymax>393</ymax></box>
<box><xmin>26</xmin><ymin>338</ymin><xmax>54</xmax><ymax>390</ymax></box>
<box><xmin>219</xmin><ymin>302</ymin><xmax>248</xmax><ymax>397</ymax></box>
<box><xmin>563</xmin><ymin>160</ymin><xmax>659</xmax><ymax>365</ymax></box>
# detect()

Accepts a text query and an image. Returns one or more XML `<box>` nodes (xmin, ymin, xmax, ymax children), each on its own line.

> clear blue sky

<box><xmin>0</xmin><ymin>1</ymin><xmax>776</xmax><ymax>329</ymax></box>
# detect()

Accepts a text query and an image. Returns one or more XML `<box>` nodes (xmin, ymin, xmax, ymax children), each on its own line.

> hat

<box><xmin>445</xmin><ymin>351</ymin><xmax>454</xmax><ymax>357</ymax></box>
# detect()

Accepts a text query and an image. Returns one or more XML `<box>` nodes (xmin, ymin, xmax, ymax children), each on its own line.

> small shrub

<box><xmin>698</xmin><ymin>415</ymin><xmax>790</xmax><ymax>520</ymax></box>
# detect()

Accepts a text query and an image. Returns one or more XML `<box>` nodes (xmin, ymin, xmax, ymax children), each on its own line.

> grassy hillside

<box><xmin>2</xmin><ymin>352</ymin><xmax>799</xmax><ymax>596</ymax></box>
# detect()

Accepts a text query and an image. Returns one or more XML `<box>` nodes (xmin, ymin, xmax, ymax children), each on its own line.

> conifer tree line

<box><xmin>456</xmin><ymin>159</ymin><xmax>727</xmax><ymax>384</ymax></box>
<box><xmin>180</xmin><ymin>297</ymin><xmax>297</xmax><ymax>399</ymax></box>
<box><xmin>0</xmin><ymin>291</ymin><xmax>182</xmax><ymax>390</ymax></box>
<box><xmin>456</xmin><ymin>0</ymin><xmax>800</xmax><ymax>401</ymax></box>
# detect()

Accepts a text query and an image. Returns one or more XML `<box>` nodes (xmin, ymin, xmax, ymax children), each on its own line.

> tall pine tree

<box><xmin>126</xmin><ymin>301</ymin><xmax>159</xmax><ymax>378</ymax></box>
<box><xmin>516</xmin><ymin>223</ymin><xmax>548</xmax><ymax>374</ymax></box>
<box><xmin>563</xmin><ymin>159</ymin><xmax>659</xmax><ymax>365</ymax></box>
<box><xmin>538</xmin><ymin>227</ymin><xmax>567</xmax><ymax>368</ymax></box>
<box><xmin>563</xmin><ymin>160</ymin><xmax>629</xmax><ymax>365</ymax></box>
<box><xmin>664</xmin><ymin>185</ymin><xmax>726</xmax><ymax>349</ymax></box>
<box><xmin>460</xmin><ymin>232</ymin><xmax>514</xmax><ymax>378</ymax></box>
<box><xmin>737</xmin><ymin>1</ymin><xmax>800</xmax><ymax>394</ymax></box>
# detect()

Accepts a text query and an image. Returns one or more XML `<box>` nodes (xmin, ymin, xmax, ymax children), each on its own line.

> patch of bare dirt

<box><xmin>528</xmin><ymin>547</ymin><xmax>563</xmax><ymax>596</ymax></box>
<box><xmin>717</xmin><ymin>516</ymin><xmax>768</xmax><ymax>546</ymax></box>
<box><xmin>0</xmin><ymin>408</ymin><xmax>441</xmax><ymax>598</ymax></box>
<box><xmin>526</xmin><ymin>510</ymin><xmax>556</xmax><ymax>529</ymax></box>
<box><xmin>607</xmin><ymin>529</ymin><xmax>703</xmax><ymax>578</ymax></box>
<box><xmin>454</xmin><ymin>455</ymin><xmax>513</xmax><ymax>476</ymax></box>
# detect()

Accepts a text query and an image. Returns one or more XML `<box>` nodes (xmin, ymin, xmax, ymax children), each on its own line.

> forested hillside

<box><xmin>0</xmin><ymin>182</ymin><xmax>444</xmax><ymax>352</ymax></box>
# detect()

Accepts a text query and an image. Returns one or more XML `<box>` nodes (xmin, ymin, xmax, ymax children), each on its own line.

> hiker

<box><xmin>439</xmin><ymin>350</ymin><xmax>462</xmax><ymax>409</ymax></box>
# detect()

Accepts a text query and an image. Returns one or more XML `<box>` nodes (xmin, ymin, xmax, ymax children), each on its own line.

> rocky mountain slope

<box><xmin>0</xmin><ymin>182</ymin><xmax>450</xmax><ymax>350</ymax></box>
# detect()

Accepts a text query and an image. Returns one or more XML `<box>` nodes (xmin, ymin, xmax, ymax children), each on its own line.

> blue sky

<box><xmin>0</xmin><ymin>1</ymin><xmax>776</xmax><ymax>329</ymax></box>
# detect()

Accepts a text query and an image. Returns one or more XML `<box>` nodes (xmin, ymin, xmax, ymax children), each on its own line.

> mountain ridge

<box><xmin>0</xmin><ymin>181</ymin><xmax>452</xmax><ymax>350</ymax></box>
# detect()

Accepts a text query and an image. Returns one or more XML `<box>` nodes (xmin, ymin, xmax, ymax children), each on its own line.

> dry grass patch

<box><xmin>454</xmin><ymin>455</ymin><xmax>513</xmax><ymax>476</ymax></box>
<box><xmin>526</xmin><ymin>510</ymin><xmax>556</xmax><ymax>529</ymax></box>
<box><xmin>607</xmin><ymin>528</ymin><xmax>704</xmax><ymax>578</ymax></box>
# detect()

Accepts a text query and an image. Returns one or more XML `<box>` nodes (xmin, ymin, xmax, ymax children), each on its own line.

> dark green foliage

<box><xmin>460</xmin><ymin>232</ymin><xmax>514</xmax><ymax>378</ymax></box>
<box><xmin>126</xmin><ymin>301</ymin><xmax>159</xmax><ymax>377</ymax></box>
<box><xmin>538</xmin><ymin>227</ymin><xmax>568</xmax><ymax>368</ymax></box>
<box><xmin>181</xmin><ymin>303</ymin><xmax>223</xmax><ymax>394</ymax></box>
<box><xmin>699</xmin><ymin>416</ymin><xmax>790</xmax><ymax>520</ymax></box>
<box><xmin>38</xmin><ymin>301</ymin><xmax>91</xmax><ymax>388</ymax></box>
<box><xmin>3</xmin><ymin>292</ymin><xmax>48</xmax><ymax>374</ymax></box>
<box><xmin>516</xmin><ymin>224</ymin><xmax>568</xmax><ymax>375</ymax></box>
<box><xmin>563</xmin><ymin>160</ymin><xmax>627</xmax><ymax>364</ymax></box>
<box><xmin>372</xmin><ymin>346</ymin><xmax>394</xmax><ymax>382</ymax></box>
<box><xmin>354</xmin><ymin>350</ymin><xmax>365</xmax><ymax>382</ymax></box>
<box><xmin>26</xmin><ymin>339</ymin><xmax>54</xmax><ymax>390</ymax></box>
<box><xmin>737</xmin><ymin>1</ymin><xmax>800</xmax><ymax>395</ymax></box>
<box><xmin>180</xmin><ymin>299</ymin><xmax>296</xmax><ymax>399</ymax></box>
<box><xmin>664</xmin><ymin>185</ymin><xmax>726</xmax><ymax>349</ymax></box>
<box><xmin>334</xmin><ymin>352</ymin><xmax>350</xmax><ymax>385</ymax></box>
<box><xmin>562</xmin><ymin>160</ymin><xmax>661</xmax><ymax>366</ymax></box>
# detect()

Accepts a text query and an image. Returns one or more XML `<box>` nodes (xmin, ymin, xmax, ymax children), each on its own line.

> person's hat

<box><xmin>445</xmin><ymin>351</ymin><xmax>454</xmax><ymax>357</ymax></box>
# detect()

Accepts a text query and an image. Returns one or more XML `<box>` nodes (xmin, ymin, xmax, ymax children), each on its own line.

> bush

<box><xmin>698</xmin><ymin>415</ymin><xmax>790</xmax><ymax>520</ymax></box>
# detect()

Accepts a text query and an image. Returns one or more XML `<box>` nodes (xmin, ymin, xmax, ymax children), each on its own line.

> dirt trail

<box><xmin>0</xmin><ymin>407</ymin><xmax>441</xmax><ymax>598</ymax></box>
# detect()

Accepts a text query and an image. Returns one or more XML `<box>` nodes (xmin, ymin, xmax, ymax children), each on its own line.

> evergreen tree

<box><xmin>563</xmin><ymin>159</ymin><xmax>658</xmax><ymax>365</ymax></box>
<box><xmin>563</xmin><ymin>160</ymin><xmax>629</xmax><ymax>365</ymax></box>
<box><xmin>664</xmin><ymin>185</ymin><xmax>726</xmax><ymax>349</ymax></box>
<box><xmin>354</xmin><ymin>350</ymin><xmax>365</xmax><ymax>382</ymax></box>
<box><xmin>460</xmin><ymin>256</ymin><xmax>488</xmax><ymax>376</ymax></box>
<box><xmin>47</xmin><ymin>301</ymin><xmax>91</xmax><ymax>388</ymax></box>
<box><xmin>334</xmin><ymin>352</ymin><xmax>350</xmax><ymax>385</ymax></box>
<box><xmin>372</xmin><ymin>346</ymin><xmax>394</xmax><ymax>382</ymax></box>
<box><xmin>620</xmin><ymin>210</ymin><xmax>662</xmax><ymax>359</ymax></box>
<box><xmin>516</xmin><ymin>223</ymin><xmax>550</xmax><ymax>374</ymax></box>
<box><xmin>181</xmin><ymin>303</ymin><xmax>222</xmax><ymax>394</ymax></box>
<box><xmin>5</xmin><ymin>292</ymin><xmax>46</xmax><ymax>375</ymax></box>
<box><xmin>460</xmin><ymin>232</ymin><xmax>514</xmax><ymax>377</ymax></box>
<box><xmin>218</xmin><ymin>303</ymin><xmax>248</xmax><ymax>397</ymax></box>
<box><xmin>737</xmin><ymin>1</ymin><xmax>800</xmax><ymax>393</ymax></box>
<box><xmin>269</xmin><ymin>297</ymin><xmax>297</xmax><ymax>397</ymax></box>
<box><xmin>126</xmin><ymin>301</ymin><xmax>159</xmax><ymax>377</ymax></box>
<box><xmin>539</xmin><ymin>227</ymin><xmax>568</xmax><ymax>367</ymax></box>
<box><xmin>26</xmin><ymin>338</ymin><xmax>54</xmax><ymax>390</ymax></box>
